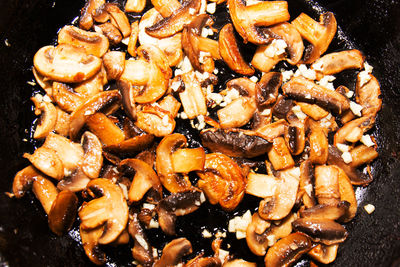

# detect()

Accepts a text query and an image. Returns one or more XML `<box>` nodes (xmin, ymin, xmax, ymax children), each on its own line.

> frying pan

<box><xmin>0</xmin><ymin>0</ymin><xmax>399</xmax><ymax>266</ymax></box>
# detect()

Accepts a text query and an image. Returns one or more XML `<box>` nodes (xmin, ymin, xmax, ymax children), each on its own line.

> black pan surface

<box><xmin>0</xmin><ymin>0</ymin><xmax>399</xmax><ymax>266</ymax></box>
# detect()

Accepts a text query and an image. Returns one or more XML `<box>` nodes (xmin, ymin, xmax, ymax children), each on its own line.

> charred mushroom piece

<box><xmin>79</xmin><ymin>178</ymin><xmax>129</xmax><ymax>244</ymax></box>
<box><xmin>219</xmin><ymin>23</ymin><xmax>254</xmax><ymax>76</ymax></box>
<box><xmin>200</xmin><ymin>128</ymin><xmax>270</xmax><ymax>158</ymax></box>
<box><xmin>31</xmin><ymin>96</ymin><xmax>58</xmax><ymax>139</ymax></box>
<box><xmin>156</xmin><ymin>134</ymin><xmax>192</xmax><ymax>193</ymax></box>
<box><xmin>145</xmin><ymin>0</ymin><xmax>201</xmax><ymax>38</ymax></box>
<box><xmin>292</xmin><ymin>12</ymin><xmax>337</xmax><ymax>64</ymax></box>
<box><xmin>197</xmin><ymin>153</ymin><xmax>246</xmax><ymax>211</ymax></box>
<box><xmin>228</xmin><ymin>0</ymin><xmax>290</xmax><ymax>44</ymax></box>
<box><xmin>311</xmin><ymin>50</ymin><xmax>365</xmax><ymax>77</ymax></box>
<box><xmin>79</xmin><ymin>0</ymin><xmax>105</xmax><ymax>30</ymax></box>
<box><xmin>308</xmin><ymin>244</ymin><xmax>339</xmax><ymax>264</ymax></box>
<box><xmin>272</xmin><ymin>96</ymin><xmax>293</xmax><ymax>120</ymax></box>
<box><xmin>103</xmin><ymin>51</ymin><xmax>125</xmax><ymax>80</ymax></box>
<box><xmin>300</xmin><ymin>201</ymin><xmax>350</xmax><ymax>221</ymax></box>
<box><xmin>24</xmin><ymin>147</ymin><xmax>64</xmax><ymax>180</ymax></box>
<box><xmin>256</xmin><ymin>72</ymin><xmax>282</xmax><ymax>108</ymax></box>
<box><xmin>284</xmin><ymin>112</ymin><xmax>306</xmax><ymax>156</ymax></box>
<box><xmin>12</xmin><ymin>166</ymin><xmax>44</xmax><ymax>198</ymax></box>
<box><xmin>119</xmin><ymin>158</ymin><xmax>162</xmax><ymax>203</ymax></box>
<box><xmin>356</xmin><ymin>74</ymin><xmax>382</xmax><ymax>117</ymax></box>
<box><xmin>58</xmin><ymin>25</ymin><xmax>109</xmax><ymax>57</ymax></box>
<box><xmin>34</xmin><ymin>44</ymin><xmax>102</xmax><ymax>83</ymax></box>
<box><xmin>157</xmin><ymin>189</ymin><xmax>204</xmax><ymax>235</ymax></box>
<box><xmin>282</xmin><ymin>77</ymin><xmax>349</xmax><ymax>114</ymax></box>
<box><xmin>292</xmin><ymin>218</ymin><xmax>348</xmax><ymax>245</ymax></box>
<box><xmin>153</xmin><ymin>238</ymin><xmax>193</xmax><ymax>267</ymax></box>
<box><xmin>128</xmin><ymin>212</ymin><xmax>155</xmax><ymax>265</ymax></box>
<box><xmin>264</xmin><ymin>232</ymin><xmax>312</xmax><ymax>267</ymax></box>
<box><xmin>258</xmin><ymin>167</ymin><xmax>299</xmax><ymax>220</ymax></box>
<box><xmin>81</xmin><ymin>131</ymin><xmax>103</xmax><ymax>179</ymax></box>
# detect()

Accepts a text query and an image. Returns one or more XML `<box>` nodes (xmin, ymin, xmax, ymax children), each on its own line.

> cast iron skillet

<box><xmin>0</xmin><ymin>0</ymin><xmax>400</xmax><ymax>266</ymax></box>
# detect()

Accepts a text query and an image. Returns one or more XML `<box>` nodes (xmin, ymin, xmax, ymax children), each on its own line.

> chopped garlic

<box><xmin>236</xmin><ymin>231</ymin><xmax>246</xmax><ymax>239</ymax></box>
<box><xmin>312</xmin><ymin>60</ymin><xmax>324</xmax><ymax>71</ymax></box>
<box><xmin>4</xmin><ymin>39</ymin><xmax>10</xmax><ymax>47</ymax></box>
<box><xmin>294</xmin><ymin>64</ymin><xmax>316</xmax><ymax>80</ymax></box>
<box><xmin>350</xmin><ymin>101</ymin><xmax>363</xmax><ymax>116</ymax></box>
<box><xmin>27</xmin><ymin>81</ymin><xmax>36</xmax><ymax>86</ymax></box>
<box><xmin>43</xmin><ymin>95</ymin><xmax>52</xmax><ymax>103</ymax></box>
<box><xmin>218</xmin><ymin>249</ymin><xmax>229</xmax><ymax>263</ymax></box>
<box><xmin>215</xmin><ymin>231</ymin><xmax>227</xmax><ymax>238</ymax></box>
<box><xmin>361</xmin><ymin>134</ymin><xmax>375</xmax><ymax>147</ymax></box>
<box><xmin>199</xmin><ymin>51</ymin><xmax>211</xmax><ymax>64</ymax></box>
<box><xmin>189</xmin><ymin>8</ymin><xmax>196</xmax><ymax>15</ymax></box>
<box><xmin>143</xmin><ymin>203</ymin><xmax>155</xmax><ymax>210</ymax></box>
<box><xmin>246</xmin><ymin>0</ymin><xmax>262</xmax><ymax>5</ymax></box>
<box><xmin>121</xmin><ymin>37</ymin><xmax>130</xmax><ymax>45</ymax></box>
<box><xmin>358</xmin><ymin>71</ymin><xmax>371</xmax><ymax>87</ymax></box>
<box><xmin>200</xmin><ymin>192</ymin><xmax>206</xmax><ymax>203</ymax></box>
<box><xmin>336</xmin><ymin>143</ymin><xmax>350</xmax><ymax>153</ymax></box>
<box><xmin>341</xmin><ymin>151</ymin><xmax>353</xmax><ymax>164</ymax></box>
<box><xmin>34</xmin><ymin>94</ymin><xmax>43</xmax><ymax>102</ymax></box>
<box><xmin>201</xmin><ymin>27</ymin><xmax>210</xmax><ymax>37</ymax></box>
<box><xmin>364</xmin><ymin>203</ymin><xmax>375</xmax><ymax>214</ymax></box>
<box><xmin>281</xmin><ymin>70</ymin><xmax>294</xmax><ymax>83</ymax></box>
<box><xmin>304</xmin><ymin>184</ymin><xmax>313</xmax><ymax>197</ymax></box>
<box><xmin>228</xmin><ymin>210</ymin><xmax>252</xmax><ymax>238</ymax></box>
<box><xmin>249</xmin><ymin>76</ymin><xmax>258</xmax><ymax>82</ymax></box>
<box><xmin>264</xmin><ymin>39</ymin><xmax>287</xmax><ymax>58</ymax></box>
<box><xmin>267</xmin><ymin>234</ymin><xmax>276</xmax><ymax>247</ymax></box>
<box><xmin>206</xmin><ymin>2</ymin><xmax>216</xmax><ymax>14</ymax></box>
<box><xmin>345</xmin><ymin>90</ymin><xmax>354</xmax><ymax>98</ymax></box>
<box><xmin>149</xmin><ymin>219</ymin><xmax>159</xmax><ymax>229</ymax></box>
<box><xmin>177</xmin><ymin>56</ymin><xmax>193</xmax><ymax>74</ymax></box>
<box><xmin>178</xmin><ymin>111</ymin><xmax>188</xmax><ymax>119</ymax></box>
<box><xmin>316</xmin><ymin>75</ymin><xmax>336</xmax><ymax>91</ymax></box>
<box><xmin>260</xmin><ymin>108</ymin><xmax>271</xmax><ymax>116</ymax></box>
<box><xmin>199</xmin><ymin>0</ymin><xmax>207</xmax><ymax>14</ymax></box>
<box><xmin>213</xmin><ymin>68</ymin><xmax>219</xmax><ymax>74</ymax></box>
<box><xmin>119</xmin><ymin>183</ymin><xmax>129</xmax><ymax>200</ymax></box>
<box><xmin>364</xmin><ymin>62</ymin><xmax>373</xmax><ymax>73</ymax></box>
<box><xmin>202</xmin><ymin>229</ymin><xmax>212</xmax><ymax>238</ymax></box>
<box><xmin>135</xmin><ymin>234</ymin><xmax>148</xmax><ymax>250</ymax></box>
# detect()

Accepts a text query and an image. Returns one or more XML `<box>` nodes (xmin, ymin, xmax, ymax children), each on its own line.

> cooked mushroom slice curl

<box><xmin>86</xmin><ymin>113</ymin><xmax>126</xmax><ymax>146</ymax></box>
<box><xmin>128</xmin><ymin>212</ymin><xmax>155</xmax><ymax>265</ymax></box>
<box><xmin>157</xmin><ymin>189</ymin><xmax>204</xmax><ymax>235</ymax></box>
<box><xmin>154</xmin><ymin>238</ymin><xmax>193</xmax><ymax>267</ymax></box>
<box><xmin>197</xmin><ymin>153</ymin><xmax>246</xmax><ymax>211</ymax></box>
<box><xmin>264</xmin><ymin>232</ymin><xmax>312</xmax><ymax>267</ymax></box>
<box><xmin>219</xmin><ymin>23</ymin><xmax>254</xmax><ymax>76</ymax></box>
<box><xmin>135</xmin><ymin>105</ymin><xmax>176</xmax><ymax>137</ymax></box>
<box><xmin>79</xmin><ymin>178</ymin><xmax>129</xmax><ymax>244</ymax></box>
<box><xmin>51</xmin><ymin>82</ymin><xmax>84</xmax><ymax>113</ymax></box>
<box><xmin>58</xmin><ymin>25</ymin><xmax>109</xmax><ymax>57</ymax></box>
<box><xmin>292</xmin><ymin>218</ymin><xmax>348</xmax><ymax>245</ymax></box>
<box><xmin>104</xmin><ymin>3</ymin><xmax>131</xmax><ymax>38</ymax></box>
<box><xmin>334</xmin><ymin>116</ymin><xmax>373</xmax><ymax>145</ymax></box>
<box><xmin>81</xmin><ymin>131</ymin><xmax>103</xmax><ymax>179</ymax></box>
<box><xmin>258</xmin><ymin>167</ymin><xmax>299</xmax><ymax>220</ymax></box>
<box><xmin>267</xmin><ymin>137</ymin><xmax>295</xmax><ymax>171</ymax></box>
<box><xmin>356</xmin><ymin>74</ymin><xmax>382</xmax><ymax>117</ymax></box>
<box><xmin>103</xmin><ymin>51</ymin><xmax>125</xmax><ymax>80</ymax></box>
<box><xmin>256</xmin><ymin>72</ymin><xmax>282</xmax><ymax>108</ymax></box>
<box><xmin>34</xmin><ymin>44</ymin><xmax>102</xmax><ymax>83</ymax></box>
<box><xmin>179</xmin><ymin>71</ymin><xmax>207</xmax><ymax>119</ymax></box>
<box><xmin>282</xmin><ymin>77</ymin><xmax>349</xmax><ymax>114</ymax></box>
<box><xmin>300</xmin><ymin>201</ymin><xmax>350</xmax><ymax>221</ymax></box>
<box><xmin>12</xmin><ymin>166</ymin><xmax>43</xmax><ymax>198</ymax></box>
<box><xmin>24</xmin><ymin>147</ymin><xmax>64</xmax><ymax>180</ymax></box>
<box><xmin>119</xmin><ymin>158</ymin><xmax>162</xmax><ymax>203</ymax></box>
<box><xmin>80</xmin><ymin>226</ymin><xmax>107</xmax><ymax>265</ymax></box>
<box><xmin>200</xmin><ymin>128</ymin><xmax>270</xmax><ymax>158</ymax></box>
<box><xmin>151</xmin><ymin>0</ymin><xmax>181</xmax><ymax>17</ymax></box>
<box><xmin>228</xmin><ymin>0</ymin><xmax>290</xmax><ymax>44</ymax></box>
<box><xmin>97</xmin><ymin>22</ymin><xmax>123</xmax><ymax>45</ymax></box>
<box><xmin>79</xmin><ymin>0</ymin><xmax>105</xmax><ymax>30</ymax></box>
<box><xmin>125</xmin><ymin>0</ymin><xmax>146</xmax><ymax>13</ymax></box>
<box><xmin>31</xmin><ymin>96</ymin><xmax>57</xmax><ymax>139</ymax></box>
<box><xmin>171</xmin><ymin>147</ymin><xmax>205</xmax><ymax>173</ymax></box>
<box><xmin>308</xmin><ymin>244</ymin><xmax>339</xmax><ymax>264</ymax></box>
<box><xmin>311</xmin><ymin>50</ymin><xmax>365</xmax><ymax>76</ymax></box>
<box><xmin>292</xmin><ymin>12</ymin><xmax>337</xmax><ymax>64</ymax></box>
<box><xmin>156</xmin><ymin>134</ymin><xmax>192</xmax><ymax>193</ymax></box>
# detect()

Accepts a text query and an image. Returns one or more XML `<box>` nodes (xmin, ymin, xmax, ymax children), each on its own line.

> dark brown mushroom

<box><xmin>299</xmin><ymin>160</ymin><xmax>316</xmax><ymax>209</ymax></box>
<box><xmin>153</xmin><ymin>238</ymin><xmax>193</xmax><ymax>267</ymax></box>
<box><xmin>356</xmin><ymin>74</ymin><xmax>382</xmax><ymax>117</ymax></box>
<box><xmin>128</xmin><ymin>212</ymin><xmax>155</xmax><ymax>265</ymax></box>
<box><xmin>256</xmin><ymin>72</ymin><xmax>282</xmax><ymax>108</ymax></box>
<box><xmin>300</xmin><ymin>201</ymin><xmax>350</xmax><ymax>221</ymax></box>
<box><xmin>272</xmin><ymin>96</ymin><xmax>293</xmax><ymax>119</ymax></box>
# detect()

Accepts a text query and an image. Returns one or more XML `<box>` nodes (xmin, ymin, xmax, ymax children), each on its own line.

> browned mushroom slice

<box><xmin>349</xmin><ymin>144</ymin><xmax>378</xmax><ymax>168</ymax></box>
<box><xmin>228</xmin><ymin>0</ymin><xmax>290</xmax><ymax>45</ymax></box>
<box><xmin>86</xmin><ymin>112</ymin><xmax>126</xmax><ymax>146</ymax></box>
<box><xmin>119</xmin><ymin>158</ymin><xmax>162</xmax><ymax>203</ymax></box>
<box><xmin>356</xmin><ymin>74</ymin><xmax>382</xmax><ymax>117</ymax></box>
<box><xmin>104</xmin><ymin>134</ymin><xmax>155</xmax><ymax>155</ymax></box>
<box><xmin>97</xmin><ymin>22</ymin><xmax>123</xmax><ymax>45</ymax></box>
<box><xmin>104</xmin><ymin>3</ymin><xmax>131</xmax><ymax>38</ymax></box>
<box><xmin>79</xmin><ymin>0</ymin><xmax>105</xmax><ymax>30</ymax></box>
<box><xmin>157</xmin><ymin>189</ymin><xmax>203</xmax><ymax>235</ymax></box>
<box><xmin>308</xmin><ymin>244</ymin><xmax>339</xmax><ymax>264</ymax></box>
<box><xmin>292</xmin><ymin>218</ymin><xmax>348</xmax><ymax>245</ymax></box>
<box><xmin>158</xmin><ymin>95</ymin><xmax>181</xmax><ymax>118</ymax></box>
<box><xmin>296</xmin><ymin>102</ymin><xmax>329</xmax><ymax>121</ymax></box>
<box><xmin>267</xmin><ymin>137</ymin><xmax>294</xmax><ymax>171</ymax></box>
<box><xmin>32</xmin><ymin>67</ymin><xmax>53</xmax><ymax>96</ymax></box>
<box><xmin>284</xmin><ymin>112</ymin><xmax>306</xmax><ymax>156</ymax></box>
<box><xmin>299</xmin><ymin>160</ymin><xmax>316</xmax><ymax>209</ymax></box>
<box><xmin>145</xmin><ymin>0</ymin><xmax>201</xmax><ymax>38</ymax></box>
<box><xmin>151</xmin><ymin>0</ymin><xmax>181</xmax><ymax>17</ymax></box>
<box><xmin>128</xmin><ymin>212</ymin><xmax>155</xmax><ymax>265</ymax></box>
<box><xmin>314</xmin><ymin>165</ymin><xmax>340</xmax><ymax>206</ymax></box>
<box><xmin>256</xmin><ymin>72</ymin><xmax>282</xmax><ymax>108</ymax></box>
<box><xmin>265</xmin><ymin>22</ymin><xmax>304</xmax><ymax>65</ymax></box>
<box><xmin>264</xmin><ymin>232</ymin><xmax>312</xmax><ymax>267</ymax></box>
<box><xmin>282</xmin><ymin>77</ymin><xmax>349</xmax><ymax>114</ymax></box>
<box><xmin>153</xmin><ymin>238</ymin><xmax>193</xmax><ymax>267</ymax></box>
<box><xmin>200</xmin><ymin>128</ymin><xmax>270</xmax><ymax>158</ymax></box>
<box><xmin>179</xmin><ymin>71</ymin><xmax>207</xmax><ymax>119</ymax></box>
<box><xmin>79</xmin><ymin>178</ymin><xmax>129</xmax><ymax>244</ymax></box>
<box><xmin>32</xmin><ymin>176</ymin><xmax>59</xmax><ymax>214</ymax></box>
<box><xmin>127</xmin><ymin>21</ymin><xmax>139</xmax><ymax>57</ymax></box>
<box><xmin>80</xmin><ymin>226</ymin><xmax>107</xmax><ymax>265</ymax></box>
<box><xmin>24</xmin><ymin>147</ymin><xmax>64</xmax><ymax>180</ymax></box>
<box><xmin>246</xmin><ymin>172</ymin><xmax>278</xmax><ymax>198</ymax></box>
<box><xmin>171</xmin><ymin>147</ymin><xmax>205</xmax><ymax>173</ymax></box>
<box><xmin>135</xmin><ymin>105</ymin><xmax>176</xmax><ymax>137</ymax></box>
<box><xmin>58</xmin><ymin>25</ymin><xmax>109</xmax><ymax>57</ymax></box>
<box><xmin>219</xmin><ymin>23</ymin><xmax>254</xmax><ymax>76</ymax></box>
<box><xmin>81</xmin><ymin>131</ymin><xmax>103</xmax><ymax>179</ymax></box>
<box><xmin>218</xmin><ymin>96</ymin><xmax>257</xmax><ymax>129</ymax></box>
<box><xmin>197</xmin><ymin>153</ymin><xmax>245</xmax><ymax>211</ymax></box>
<box><xmin>48</xmin><ymin>190</ymin><xmax>79</xmax><ymax>236</ymax></box>
<box><xmin>271</xmin><ymin>96</ymin><xmax>293</xmax><ymax>119</ymax></box>
<box><xmin>311</xmin><ymin>50</ymin><xmax>365</xmax><ymax>76</ymax></box>
<box><xmin>12</xmin><ymin>165</ymin><xmax>44</xmax><ymax>198</ymax></box>
<box><xmin>51</xmin><ymin>82</ymin><xmax>84</xmax><ymax>113</ymax></box>
<box><xmin>103</xmin><ymin>51</ymin><xmax>125</xmax><ymax>80</ymax></box>
<box><xmin>31</xmin><ymin>97</ymin><xmax>57</xmax><ymax>139</ymax></box>
<box><xmin>74</xmin><ymin>66</ymin><xmax>108</xmax><ymax>98</ymax></box>
<box><xmin>125</xmin><ymin>0</ymin><xmax>146</xmax><ymax>13</ymax></box>
<box><xmin>186</xmin><ymin>254</ymin><xmax>222</xmax><ymax>266</ymax></box>
<box><xmin>226</xmin><ymin>77</ymin><xmax>258</xmax><ymax>97</ymax></box>
<box><xmin>256</xmin><ymin>119</ymin><xmax>288</xmax><ymax>142</ymax></box>
<box><xmin>337</xmin><ymin>167</ymin><xmax>357</xmax><ymax>222</ymax></box>
<box><xmin>292</xmin><ymin>12</ymin><xmax>337</xmax><ymax>64</ymax></box>
<box><xmin>223</xmin><ymin>259</ymin><xmax>256</xmax><ymax>267</ymax></box>
<box><xmin>300</xmin><ymin>201</ymin><xmax>350</xmax><ymax>221</ymax></box>
<box><xmin>57</xmin><ymin>167</ymin><xmax>91</xmax><ymax>192</ymax></box>
<box><xmin>34</xmin><ymin>44</ymin><xmax>102</xmax><ymax>83</ymax></box>
<box><xmin>69</xmin><ymin>90</ymin><xmax>121</xmax><ymax>140</ymax></box>
<box><xmin>156</xmin><ymin>134</ymin><xmax>192</xmax><ymax>193</ymax></box>
<box><xmin>309</xmin><ymin>127</ymin><xmax>329</xmax><ymax>164</ymax></box>
<box><xmin>120</xmin><ymin>59</ymin><xmax>150</xmax><ymax>86</ymax></box>
<box><xmin>258</xmin><ymin>167</ymin><xmax>299</xmax><ymax>220</ymax></box>
<box><xmin>334</xmin><ymin>116</ymin><xmax>374</xmax><ymax>144</ymax></box>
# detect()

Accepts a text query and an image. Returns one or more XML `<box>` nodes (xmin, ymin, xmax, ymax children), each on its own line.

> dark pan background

<box><xmin>0</xmin><ymin>0</ymin><xmax>399</xmax><ymax>266</ymax></box>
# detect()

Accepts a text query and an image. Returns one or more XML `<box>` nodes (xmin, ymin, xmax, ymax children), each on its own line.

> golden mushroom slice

<box><xmin>81</xmin><ymin>131</ymin><xmax>103</xmax><ymax>179</ymax></box>
<box><xmin>245</xmin><ymin>172</ymin><xmax>278</xmax><ymax>198</ymax></box>
<box><xmin>97</xmin><ymin>22</ymin><xmax>123</xmax><ymax>45</ymax></box>
<box><xmin>135</xmin><ymin>105</ymin><xmax>176</xmax><ymax>137</ymax></box>
<box><xmin>151</xmin><ymin>0</ymin><xmax>181</xmax><ymax>17</ymax></box>
<box><xmin>308</xmin><ymin>244</ymin><xmax>339</xmax><ymax>265</ymax></box>
<box><xmin>104</xmin><ymin>3</ymin><xmax>132</xmax><ymax>38</ymax></box>
<box><xmin>125</xmin><ymin>0</ymin><xmax>146</xmax><ymax>13</ymax></box>
<box><xmin>85</xmin><ymin>112</ymin><xmax>126</xmax><ymax>146</ymax></box>
<box><xmin>267</xmin><ymin>137</ymin><xmax>295</xmax><ymax>171</ymax></box>
<box><xmin>51</xmin><ymin>82</ymin><xmax>84</xmax><ymax>113</ymax></box>
<box><xmin>356</xmin><ymin>73</ymin><xmax>382</xmax><ymax>118</ymax></box>
<box><xmin>171</xmin><ymin>147</ymin><xmax>205</xmax><ymax>173</ymax></box>
<box><xmin>79</xmin><ymin>178</ymin><xmax>129</xmax><ymax>245</ymax></box>
<box><xmin>79</xmin><ymin>0</ymin><xmax>105</xmax><ymax>30</ymax></box>
<box><xmin>12</xmin><ymin>165</ymin><xmax>44</xmax><ymax>198</ymax></box>
<box><xmin>308</xmin><ymin>126</ymin><xmax>329</xmax><ymax>165</ymax></box>
<box><xmin>337</xmin><ymin>167</ymin><xmax>357</xmax><ymax>222</ymax></box>
<box><xmin>58</xmin><ymin>25</ymin><xmax>109</xmax><ymax>57</ymax></box>
<box><xmin>186</xmin><ymin>255</ymin><xmax>221</xmax><ymax>266</ymax></box>
<box><xmin>333</xmin><ymin>116</ymin><xmax>374</xmax><ymax>145</ymax></box>
<box><xmin>34</xmin><ymin>44</ymin><xmax>102</xmax><ymax>83</ymax></box>
<box><xmin>31</xmin><ymin>96</ymin><xmax>57</xmax><ymax>139</ymax></box>
<box><xmin>80</xmin><ymin>226</ymin><xmax>107</xmax><ymax>265</ymax></box>
<box><xmin>74</xmin><ymin>66</ymin><xmax>108</xmax><ymax>98</ymax></box>
<box><xmin>315</xmin><ymin>165</ymin><xmax>341</xmax><ymax>206</ymax></box>
<box><xmin>24</xmin><ymin>147</ymin><xmax>64</xmax><ymax>180</ymax></box>
<box><xmin>223</xmin><ymin>259</ymin><xmax>256</xmax><ymax>267</ymax></box>
<box><xmin>103</xmin><ymin>51</ymin><xmax>126</xmax><ymax>80</ymax></box>
<box><xmin>153</xmin><ymin>238</ymin><xmax>193</xmax><ymax>267</ymax></box>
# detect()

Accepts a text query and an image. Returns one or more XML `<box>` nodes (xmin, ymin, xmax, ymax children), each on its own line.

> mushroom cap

<box><xmin>154</xmin><ymin>238</ymin><xmax>193</xmax><ymax>267</ymax></box>
<box><xmin>12</xmin><ymin>165</ymin><xmax>43</xmax><ymax>198</ymax></box>
<box><xmin>48</xmin><ymin>190</ymin><xmax>78</xmax><ymax>236</ymax></box>
<box><xmin>81</xmin><ymin>131</ymin><xmax>103</xmax><ymax>179</ymax></box>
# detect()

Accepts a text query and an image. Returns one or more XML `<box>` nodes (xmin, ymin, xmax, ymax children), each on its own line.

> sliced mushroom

<box><xmin>285</xmin><ymin>112</ymin><xmax>306</xmax><ymax>156</ymax></box>
<box><xmin>156</xmin><ymin>134</ymin><xmax>192</xmax><ymax>193</ymax></box>
<box><xmin>308</xmin><ymin>244</ymin><xmax>339</xmax><ymax>265</ymax></box>
<box><xmin>34</xmin><ymin>44</ymin><xmax>102</xmax><ymax>83</ymax></box>
<box><xmin>292</xmin><ymin>12</ymin><xmax>337</xmax><ymax>64</ymax></box>
<box><xmin>32</xmin><ymin>67</ymin><xmax>53</xmax><ymax>96</ymax></box>
<box><xmin>179</xmin><ymin>71</ymin><xmax>207</xmax><ymax>119</ymax></box>
<box><xmin>245</xmin><ymin>172</ymin><xmax>278</xmax><ymax>198</ymax></box>
<box><xmin>51</xmin><ymin>82</ymin><xmax>84</xmax><ymax>113</ymax></box>
<box><xmin>219</xmin><ymin>23</ymin><xmax>254</xmax><ymax>76</ymax></box>
<box><xmin>119</xmin><ymin>59</ymin><xmax>150</xmax><ymax>86</ymax></box>
<box><xmin>81</xmin><ymin>131</ymin><xmax>103</xmax><ymax>179</ymax></box>
<box><xmin>74</xmin><ymin>66</ymin><xmax>108</xmax><ymax>98</ymax></box>
<box><xmin>226</xmin><ymin>77</ymin><xmax>258</xmax><ymax>97</ymax></box>
<box><xmin>356</xmin><ymin>74</ymin><xmax>382</xmax><ymax>117</ymax></box>
<box><xmin>272</xmin><ymin>96</ymin><xmax>294</xmax><ymax>119</ymax></box>
<box><xmin>80</xmin><ymin>226</ymin><xmax>107</xmax><ymax>265</ymax></box>
<box><xmin>349</xmin><ymin>144</ymin><xmax>378</xmax><ymax>168</ymax></box>
<box><xmin>24</xmin><ymin>147</ymin><xmax>64</xmax><ymax>180</ymax></box>
<box><xmin>218</xmin><ymin>96</ymin><xmax>257</xmax><ymax>129</ymax></box>
<box><xmin>292</xmin><ymin>218</ymin><xmax>348</xmax><ymax>245</ymax></box>
<box><xmin>57</xmin><ymin>168</ymin><xmax>91</xmax><ymax>192</ymax></box>
<box><xmin>128</xmin><ymin>212</ymin><xmax>155</xmax><ymax>265</ymax></box>
<box><xmin>86</xmin><ymin>112</ymin><xmax>126</xmax><ymax>146</ymax></box>
<box><xmin>158</xmin><ymin>94</ymin><xmax>181</xmax><ymax>118</ymax></box>
<box><xmin>171</xmin><ymin>147</ymin><xmax>205</xmax><ymax>173</ymax></box>
<box><xmin>31</xmin><ymin>96</ymin><xmax>57</xmax><ymax>139</ymax></box>
<box><xmin>299</xmin><ymin>160</ymin><xmax>316</xmax><ymax>209</ymax></box>
<box><xmin>258</xmin><ymin>167</ymin><xmax>299</xmax><ymax>220</ymax></box>
<box><xmin>223</xmin><ymin>259</ymin><xmax>256</xmax><ymax>267</ymax></box>
<box><xmin>151</xmin><ymin>0</ymin><xmax>181</xmax><ymax>17</ymax></box>
<box><xmin>200</xmin><ymin>128</ymin><xmax>270</xmax><ymax>158</ymax></box>
<box><xmin>79</xmin><ymin>0</ymin><xmax>105</xmax><ymax>30</ymax></box>
<box><xmin>125</xmin><ymin>0</ymin><xmax>146</xmax><ymax>13</ymax></box>
<box><xmin>145</xmin><ymin>0</ymin><xmax>201</xmax><ymax>38</ymax></box>
<box><xmin>104</xmin><ymin>3</ymin><xmax>131</xmax><ymax>38</ymax></box>
<box><xmin>153</xmin><ymin>238</ymin><xmax>193</xmax><ymax>267</ymax></box>
<box><xmin>186</xmin><ymin>255</ymin><xmax>222</xmax><ymax>267</ymax></box>
<box><xmin>267</xmin><ymin>137</ymin><xmax>295</xmax><ymax>171</ymax></box>
<box><xmin>300</xmin><ymin>201</ymin><xmax>350</xmax><ymax>221</ymax></box>
<box><xmin>157</xmin><ymin>189</ymin><xmax>203</xmax><ymax>235</ymax></box>
<box><xmin>58</xmin><ymin>25</ymin><xmax>109</xmax><ymax>57</ymax></box>
<box><xmin>309</xmin><ymin>127</ymin><xmax>329</xmax><ymax>165</ymax></box>
<box><xmin>314</xmin><ymin>165</ymin><xmax>340</xmax><ymax>206</ymax></box>
<box><xmin>127</xmin><ymin>21</ymin><xmax>139</xmax><ymax>57</ymax></box>
<box><xmin>228</xmin><ymin>0</ymin><xmax>290</xmax><ymax>44</ymax></box>
<box><xmin>12</xmin><ymin>165</ymin><xmax>44</xmax><ymax>198</ymax></box>
<box><xmin>282</xmin><ymin>77</ymin><xmax>349</xmax><ymax>114</ymax></box>
<box><xmin>135</xmin><ymin>105</ymin><xmax>176</xmax><ymax>137</ymax></box>
<box><xmin>334</xmin><ymin>116</ymin><xmax>374</xmax><ymax>144</ymax></box>
<box><xmin>197</xmin><ymin>153</ymin><xmax>245</xmax><ymax>211</ymax></box>
<box><xmin>256</xmin><ymin>72</ymin><xmax>282</xmax><ymax>108</ymax></box>
<box><xmin>255</xmin><ymin>119</ymin><xmax>288</xmax><ymax>142</ymax></box>
<box><xmin>264</xmin><ymin>232</ymin><xmax>312</xmax><ymax>267</ymax></box>
<box><xmin>104</xmin><ymin>134</ymin><xmax>155</xmax><ymax>155</ymax></box>
<box><xmin>97</xmin><ymin>22</ymin><xmax>123</xmax><ymax>45</ymax></box>
<box><xmin>337</xmin><ymin>167</ymin><xmax>357</xmax><ymax>222</ymax></box>
<box><xmin>296</xmin><ymin>102</ymin><xmax>329</xmax><ymax>121</ymax></box>
<box><xmin>311</xmin><ymin>50</ymin><xmax>365</xmax><ymax>76</ymax></box>
<box><xmin>119</xmin><ymin>158</ymin><xmax>162</xmax><ymax>203</ymax></box>
<box><xmin>103</xmin><ymin>51</ymin><xmax>126</xmax><ymax>80</ymax></box>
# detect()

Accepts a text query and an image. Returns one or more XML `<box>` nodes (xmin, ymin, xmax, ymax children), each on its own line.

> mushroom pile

<box><xmin>12</xmin><ymin>0</ymin><xmax>382</xmax><ymax>266</ymax></box>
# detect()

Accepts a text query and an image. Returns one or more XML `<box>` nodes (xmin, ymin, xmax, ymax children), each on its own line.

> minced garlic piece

<box><xmin>350</xmin><ymin>101</ymin><xmax>363</xmax><ymax>116</ymax></box>
<box><xmin>341</xmin><ymin>151</ymin><xmax>353</xmax><ymax>164</ymax></box>
<box><xmin>361</xmin><ymin>134</ymin><xmax>375</xmax><ymax>147</ymax></box>
<box><xmin>202</xmin><ymin>229</ymin><xmax>212</xmax><ymax>238</ymax></box>
<box><xmin>364</xmin><ymin>204</ymin><xmax>375</xmax><ymax>214</ymax></box>
<box><xmin>206</xmin><ymin>3</ymin><xmax>216</xmax><ymax>14</ymax></box>
<box><xmin>336</xmin><ymin>143</ymin><xmax>350</xmax><ymax>153</ymax></box>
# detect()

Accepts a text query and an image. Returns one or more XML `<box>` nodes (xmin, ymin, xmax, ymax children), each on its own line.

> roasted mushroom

<box><xmin>311</xmin><ymin>50</ymin><xmax>365</xmax><ymax>77</ymax></box>
<box><xmin>153</xmin><ymin>238</ymin><xmax>193</xmax><ymax>267</ymax></box>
